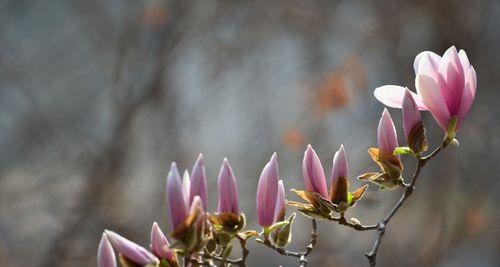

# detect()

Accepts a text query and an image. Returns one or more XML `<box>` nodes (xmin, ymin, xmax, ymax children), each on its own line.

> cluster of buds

<box><xmin>98</xmin><ymin>46</ymin><xmax>476</xmax><ymax>267</ymax></box>
<box><xmin>288</xmin><ymin>145</ymin><xmax>368</xmax><ymax>219</ymax></box>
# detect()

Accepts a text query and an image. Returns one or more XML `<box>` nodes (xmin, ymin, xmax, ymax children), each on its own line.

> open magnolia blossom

<box><xmin>98</xmin><ymin>46</ymin><xmax>476</xmax><ymax>267</ymax></box>
<box><xmin>374</xmin><ymin>46</ymin><xmax>476</xmax><ymax>136</ymax></box>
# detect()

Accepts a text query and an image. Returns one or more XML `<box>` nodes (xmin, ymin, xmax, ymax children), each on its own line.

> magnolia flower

<box><xmin>166</xmin><ymin>163</ymin><xmax>189</xmax><ymax>231</ymax></box>
<box><xmin>302</xmin><ymin>145</ymin><xmax>329</xmax><ymax>199</ymax></box>
<box><xmin>150</xmin><ymin>222</ymin><xmax>176</xmax><ymax>262</ymax></box>
<box><xmin>374</xmin><ymin>46</ymin><xmax>476</xmax><ymax>134</ymax></box>
<box><xmin>98</xmin><ymin>233</ymin><xmax>116</xmax><ymax>267</ymax></box>
<box><xmin>190</xmin><ymin>154</ymin><xmax>208</xmax><ymax>210</ymax></box>
<box><xmin>217</xmin><ymin>158</ymin><xmax>240</xmax><ymax>215</ymax></box>
<box><xmin>104</xmin><ymin>230</ymin><xmax>159</xmax><ymax>266</ymax></box>
<box><xmin>256</xmin><ymin>153</ymin><xmax>280</xmax><ymax>227</ymax></box>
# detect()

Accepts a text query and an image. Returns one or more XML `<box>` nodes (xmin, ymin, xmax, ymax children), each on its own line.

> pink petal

<box><xmin>302</xmin><ymin>145</ymin><xmax>329</xmax><ymax>199</ymax></box>
<box><xmin>402</xmin><ymin>88</ymin><xmax>422</xmax><ymax>140</ymax></box>
<box><xmin>331</xmin><ymin>144</ymin><xmax>348</xmax><ymax>183</ymax></box>
<box><xmin>256</xmin><ymin>153</ymin><xmax>279</xmax><ymax>227</ymax></box>
<box><xmin>377</xmin><ymin>108</ymin><xmax>399</xmax><ymax>156</ymax></box>
<box><xmin>190</xmin><ymin>153</ymin><xmax>208</xmax><ymax>210</ymax></box>
<box><xmin>217</xmin><ymin>159</ymin><xmax>239</xmax><ymax>215</ymax></box>
<box><xmin>273</xmin><ymin>180</ymin><xmax>286</xmax><ymax>224</ymax></box>
<box><xmin>374</xmin><ymin>85</ymin><xmax>427</xmax><ymax>110</ymax></box>
<box><xmin>98</xmin><ymin>233</ymin><xmax>117</xmax><ymax>267</ymax></box>
<box><xmin>437</xmin><ymin>46</ymin><xmax>465</xmax><ymax>115</ymax></box>
<box><xmin>167</xmin><ymin>163</ymin><xmax>189</xmax><ymax>231</ymax></box>
<box><xmin>416</xmin><ymin>74</ymin><xmax>451</xmax><ymax>132</ymax></box>
<box><xmin>150</xmin><ymin>222</ymin><xmax>172</xmax><ymax>260</ymax></box>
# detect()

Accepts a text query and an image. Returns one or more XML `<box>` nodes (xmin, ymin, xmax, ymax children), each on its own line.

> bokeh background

<box><xmin>1</xmin><ymin>0</ymin><xmax>500</xmax><ymax>266</ymax></box>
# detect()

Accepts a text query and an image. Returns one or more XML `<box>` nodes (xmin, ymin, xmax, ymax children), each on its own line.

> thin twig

<box><xmin>328</xmin><ymin>216</ymin><xmax>378</xmax><ymax>231</ymax></box>
<box><xmin>237</xmin><ymin>235</ymin><xmax>250</xmax><ymax>266</ymax></box>
<box><xmin>298</xmin><ymin>219</ymin><xmax>318</xmax><ymax>267</ymax></box>
<box><xmin>260</xmin><ymin>219</ymin><xmax>318</xmax><ymax>267</ymax></box>
<box><xmin>364</xmin><ymin>140</ymin><xmax>450</xmax><ymax>266</ymax></box>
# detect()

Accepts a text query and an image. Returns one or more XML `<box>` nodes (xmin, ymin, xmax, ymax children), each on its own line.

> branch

<box><xmin>198</xmin><ymin>236</ymin><xmax>250</xmax><ymax>267</ymax></box>
<box><xmin>364</xmin><ymin>139</ymin><xmax>450</xmax><ymax>266</ymax></box>
<box><xmin>328</xmin><ymin>216</ymin><xmax>378</xmax><ymax>231</ymax></box>
<box><xmin>237</xmin><ymin>235</ymin><xmax>250</xmax><ymax>266</ymax></box>
<box><xmin>260</xmin><ymin>219</ymin><xmax>318</xmax><ymax>267</ymax></box>
<box><xmin>298</xmin><ymin>219</ymin><xmax>318</xmax><ymax>267</ymax></box>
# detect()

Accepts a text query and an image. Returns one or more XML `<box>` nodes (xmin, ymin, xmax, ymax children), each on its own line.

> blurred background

<box><xmin>1</xmin><ymin>0</ymin><xmax>499</xmax><ymax>266</ymax></box>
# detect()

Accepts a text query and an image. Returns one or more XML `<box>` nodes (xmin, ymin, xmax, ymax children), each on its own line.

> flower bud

<box><xmin>150</xmin><ymin>222</ymin><xmax>176</xmax><ymax>263</ymax></box>
<box><xmin>167</xmin><ymin>163</ymin><xmax>189</xmax><ymax>231</ymax></box>
<box><xmin>257</xmin><ymin>153</ymin><xmax>279</xmax><ymax>227</ymax></box>
<box><xmin>330</xmin><ymin>145</ymin><xmax>349</xmax><ymax>207</ymax></box>
<box><xmin>378</xmin><ymin>108</ymin><xmax>398</xmax><ymax>156</ymax></box>
<box><xmin>217</xmin><ymin>158</ymin><xmax>239</xmax><ymax>215</ymax></box>
<box><xmin>302</xmin><ymin>145</ymin><xmax>329</xmax><ymax>199</ymax></box>
<box><xmin>104</xmin><ymin>230</ymin><xmax>159</xmax><ymax>266</ymax></box>
<box><xmin>402</xmin><ymin>88</ymin><xmax>421</xmax><ymax>140</ymax></box>
<box><xmin>190</xmin><ymin>153</ymin><xmax>208</xmax><ymax>210</ymax></box>
<box><xmin>273</xmin><ymin>180</ymin><xmax>286</xmax><ymax>224</ymax></box>
<box><xmin>403</xmin><ymin>88</ymin><xmax>428</xmax><ymax>153</ymax></box>
<box><xmin>98</xmin><ymin>233</ymin><xmax>116</xmax><ymax>267</ymax></box>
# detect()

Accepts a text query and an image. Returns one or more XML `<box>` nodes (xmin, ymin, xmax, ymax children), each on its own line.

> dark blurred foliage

<box><xmin>1</xmin><ymin>0</ymin><xmax>499</xmax><ymax>266</ymax></box>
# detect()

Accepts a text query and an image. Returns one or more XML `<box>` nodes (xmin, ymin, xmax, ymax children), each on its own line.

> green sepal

<box><xmin>393</xmin><ymin>146</ymin><xmax>413</xmax><ymax>156</ymax></box>
<box><xmin>268</xmin><ymin>221</ymin><xmax>288</xmax><ymax>233</ymax></box>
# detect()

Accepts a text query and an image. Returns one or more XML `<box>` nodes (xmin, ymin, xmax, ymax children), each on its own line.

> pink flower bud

<box><xmin>98</xmin><ymin>233</ymin><xmax>116</xmax><ymax>267</ymax></box>
<box><xmin>402</xmin><ymin>88</ymin><xmax>422</xmax><ymax>140</ymax></box>
<box><xmin>189</xmin><ymin>154</ymin><xmax>208</xmax><ymax>210</ymax></box>
<box><xmin>273</xmin><ymin>180</ymin><xmax>286</xmax><ymax>224</ymax></box>
<box><xmin>377</xmin><ymin>108</ymin><xmax>398</xmax><ymax>156</ymax></box>
<box><xmin>302</xmin><ymin>145</ymin><xmax>329</xmax><ymax>199</ymax></box>
<box><xmin>150</xmin><ymin>222</ymin><xmax>174</xmax><ymax>261</ymax></box>
<box><xmin>374</xmin><ymin>46</ymin><xmax>476</xmax><ymax>133</ymax></box>
<box><xmin>167</xmin><ymin>162</ymin><xmax>189</xmax><ymax>231</ymax></box>
<box><xmin>257</xmin><ymin>153</ymin><xmax>279</xmax><ymax>227</ymax></box>
<box><xmin>104</xmin><ymin>230</ymin><xmax>159</xmax><ymax>266</ymax></box>
<box><xmin>331</xmin><ymin>144</ymin><xmax>348</xmax><ymax>183</ymax></box>
<box><xmin>217</xmin><ymin>158</ymin><xmax>239</xmax><ymax>215</ymax></box>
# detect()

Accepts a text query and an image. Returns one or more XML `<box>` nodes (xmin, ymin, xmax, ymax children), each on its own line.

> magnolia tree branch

<box><xmin>364</xmin><ymin>139</ymin><xmax>450</xmax><ymax>267</ymax></box>
<box><xmin>197</xmin><ymin>236</ymin><xmax>250</xmax><ymax>267</ymax></box>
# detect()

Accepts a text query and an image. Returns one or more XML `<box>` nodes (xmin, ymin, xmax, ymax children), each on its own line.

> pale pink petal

<box><xmin>415</xmin><ymin>51</ymin><xmax>441</xmax><ymax>80</ymax></box>
<box><xmin>416</xmin><ymin>74</ymin><xmax>451</xmax><ymax>132</ymax></box>
<box><xmin>374</xmin><ymin>85</ymin><xmax>427</xmax><ymax>110</ymax></box>
<box><xmin>458</xmin><ymin>49</ymin><xmax>471</xmax><ymax>72</ymax></box>
<box><xmin>414</xmin><ymin>51</ymin><xmax>441</xmax><ymax>75</ymax></box>
<box><xmin>457</xmin><ymin>67</ymin><xmax>477</xmax><ymax>129</ymax></box>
